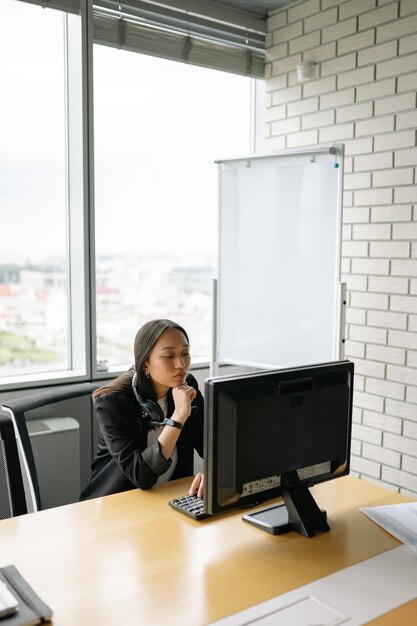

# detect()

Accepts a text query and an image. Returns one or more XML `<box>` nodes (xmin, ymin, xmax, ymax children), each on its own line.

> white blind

<box><xmin>17</xmin><ymin>0</ymin><xmax>266</xmax><ymax>77</ymax></box>
<box><xmin>93</xmin><ymin>1</ymin><xmax>266</xmax><ymax>78</ymax></box>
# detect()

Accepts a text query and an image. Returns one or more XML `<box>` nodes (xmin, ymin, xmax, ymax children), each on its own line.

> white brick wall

<box><xmin>267</xmin><ymin>0</ymin><xmax>417</xmax><ymax>497</ymax></box>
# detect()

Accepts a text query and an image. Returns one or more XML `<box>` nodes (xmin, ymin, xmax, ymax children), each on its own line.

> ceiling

<box><xmin>206</xmin><ymin>0</ymin><xmax>298</xmax><ymax>19</ymax></box>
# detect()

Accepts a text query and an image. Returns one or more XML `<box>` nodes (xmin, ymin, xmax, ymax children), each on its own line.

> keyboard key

<box><xmin>168</xmin><ymin>495</ymin><xmax>209</xmax><ymax>520</ymax></box>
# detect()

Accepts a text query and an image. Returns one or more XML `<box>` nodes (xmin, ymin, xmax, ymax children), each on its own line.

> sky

<box><xmin>1</xmin><ymin>0</ymin><xmax>255</xmax><ymax>262</ymax></box>
<box><xmin>1</xmin><ymin>2</ymin><xmax>67</xmax><ymax>261</ymax></box>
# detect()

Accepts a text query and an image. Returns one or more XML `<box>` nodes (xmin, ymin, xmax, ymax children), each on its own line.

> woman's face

<box><xmin>143</xmin><ymin>327</ymin><xmax>191</xmax><ymax>398</ymax></box>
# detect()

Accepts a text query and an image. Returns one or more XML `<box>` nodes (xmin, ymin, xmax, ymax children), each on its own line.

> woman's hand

<box><xmin>172</xmin><ymin>383</ymin><xmax>197</xmax><ymax>424</ymax></box>
<box><xmin>188</xmin><ymin>472</ymin><xmax>204</xmax><ymax>498</ymax></box>
<box><xmin>158</xmin><ymin>383</ymin><xmax>196</xmax><ymax>461</ymax></box>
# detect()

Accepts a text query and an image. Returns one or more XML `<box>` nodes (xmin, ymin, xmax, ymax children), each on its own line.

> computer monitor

<box><xmin>203</xmin><ymin>360</ymin><xmax>354</xmax><ymax>538</ymax></box>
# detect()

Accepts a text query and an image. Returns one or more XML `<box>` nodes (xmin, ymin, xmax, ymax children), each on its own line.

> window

<box><xmin>0</xmin><ymin>1</ymin><xmax>82</xmax><ymax>381</ymax></box>
<box><xmin>93</xmin><ymin>46</ymin><xmax>253</xmax><ymax>367</ymax></box>
<box><xmin>0</xmin><ymin>0</ymin><xmax>265</xmax><ymax>387</ymax></box>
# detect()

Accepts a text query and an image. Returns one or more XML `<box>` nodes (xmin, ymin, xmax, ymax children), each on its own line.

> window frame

<box><xmin>0</xmin><ymin>2</ymin><xmax>87</xmax><ymax>391</ymax></box>
<box><xmin>0</xmin><ymin>0</ymin><xmax>264</xmax><ymax>391</ymax></box>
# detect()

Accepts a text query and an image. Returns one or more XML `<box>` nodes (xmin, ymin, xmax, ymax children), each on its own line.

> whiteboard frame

<box><xmin>211</xmin><ymin>143</ymin><xmax>345</xmax><ymax>376</ymax></box>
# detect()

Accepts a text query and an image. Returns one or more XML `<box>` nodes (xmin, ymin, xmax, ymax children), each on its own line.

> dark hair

<box><xmin>93</xmin><ymin>319</ymin><xmax>189</xmax><ymax>400</ymax></box>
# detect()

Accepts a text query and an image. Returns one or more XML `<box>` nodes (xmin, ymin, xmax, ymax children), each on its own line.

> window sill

<box><xmin>0</xmin><ymin>369</ymin><xmax>90</xmax><ymax>393</ymax></box>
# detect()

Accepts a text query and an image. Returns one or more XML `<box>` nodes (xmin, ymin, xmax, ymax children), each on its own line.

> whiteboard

<box><xmin>216</xmin><ymin>145</ymin><xmax>344</xmax><ymax>369</ymax></box>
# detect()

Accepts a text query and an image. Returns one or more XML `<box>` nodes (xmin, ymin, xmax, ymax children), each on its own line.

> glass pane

<box><xmin>93</xmin><ymin>46</ymin><xmax>252</xmax><ymax>367</ymax></box>
<box><xmin>0</xmin><ymin>1</ymin><xmax>70</xmax><ymax>378</ymax></box>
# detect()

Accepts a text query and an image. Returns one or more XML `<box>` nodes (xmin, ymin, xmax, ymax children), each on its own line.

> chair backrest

<box><xmin>1</xmin><ymin>382</ymin><xmax>98</xmax><ymax>514</ymax></box>
<box><xmin>0</xmin><ymin>415</ymin><xmax>27</xmax><ymax>519</ymax></box>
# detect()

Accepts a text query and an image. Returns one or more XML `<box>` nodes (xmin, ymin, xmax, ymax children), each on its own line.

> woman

<box><xmin>80</xmin><ymin>319</ymin><xmax>204</xmax><ymax>500</ymax></box>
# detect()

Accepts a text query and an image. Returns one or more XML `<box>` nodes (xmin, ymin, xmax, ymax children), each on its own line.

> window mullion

<box><xmin>81</xmin><ymin>0</ymin><xmax>96</xmax><ymax>378</ymax></box>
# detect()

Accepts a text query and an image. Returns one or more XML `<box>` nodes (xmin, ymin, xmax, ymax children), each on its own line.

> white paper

<box><xmin>360</xmin><ymin>501</ymin><xmax>417</xmax><ymax>551</ymax></box>
<box><xmin>241</xmin><ymin>596</ymin><xmax>348</xmax><ymax>626</ymax></box>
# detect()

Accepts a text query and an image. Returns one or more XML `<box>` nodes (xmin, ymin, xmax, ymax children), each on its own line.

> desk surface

<box><xmin>0</xmin><ymin>476</ymin><xmax>415</xmax><ymax>625</ymax></box>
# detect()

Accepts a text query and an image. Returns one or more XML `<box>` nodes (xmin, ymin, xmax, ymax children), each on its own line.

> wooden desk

<box><xmin>0</xmin><ymin>476</ymin><xmax>414</xmax><ymax>625</ymax></box>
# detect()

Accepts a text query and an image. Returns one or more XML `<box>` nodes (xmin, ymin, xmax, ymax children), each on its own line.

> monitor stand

<box><xmin>242</xmin><ymin>480</ymin><xmax>330</xmax><ymax>538</ymax></box>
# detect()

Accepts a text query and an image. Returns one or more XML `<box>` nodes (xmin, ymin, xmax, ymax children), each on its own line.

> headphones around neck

<box><xmin>131</xmin><ymin>372</ymin><xmax>198</xmax><ymax>428</ymax></box>
<box><xmin>131</xmin><ymin>372</ymin><xmax>165</xmax><ymax>427</ymax></box>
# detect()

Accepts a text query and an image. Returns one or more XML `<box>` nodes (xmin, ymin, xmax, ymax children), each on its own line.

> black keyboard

<box><xmin>168</xmin><ymin>495</ymin><xmax>209</xmax><ymax>520</ymax></box>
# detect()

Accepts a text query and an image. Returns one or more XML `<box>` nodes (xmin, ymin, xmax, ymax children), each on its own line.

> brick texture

<box><xmin>266</xmin><ymin>0</ymin><xmax>417</xmax><ymax>497</ymax></box>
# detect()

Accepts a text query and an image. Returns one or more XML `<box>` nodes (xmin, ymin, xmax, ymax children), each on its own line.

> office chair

<box><xmin>0</xmin><ymin>414</ymin><xmax>28</xmax><ymax>519</ymax></box>
<box><xmin>1</xmin><ymin>382</ymin><xmax>98</xmax><ymax>515</ymax></box>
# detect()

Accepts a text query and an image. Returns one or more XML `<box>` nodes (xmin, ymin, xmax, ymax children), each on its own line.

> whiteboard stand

<box><xmin>210</xmin><ymin>278</ymin><xmax>218</xmax><ymax>378</ymax></box>
<box><xmin>339</xmin><ymin>282</ymin><xmax>347</xmax><ymax>360</ymax></box>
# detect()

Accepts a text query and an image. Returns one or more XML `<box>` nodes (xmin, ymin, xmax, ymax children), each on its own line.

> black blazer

<box><xmin>80</xmin><ymin>373</ymin><xmax>204</xmax><ymax>500</ymax></box>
